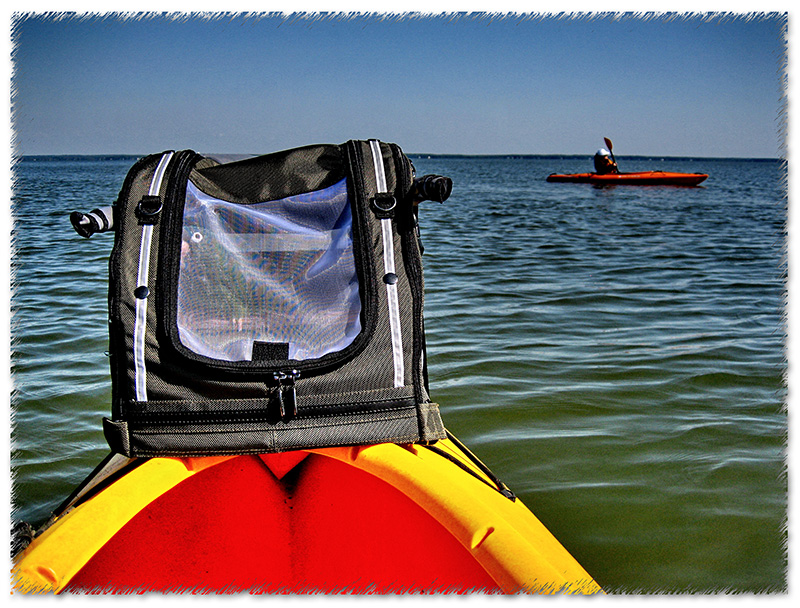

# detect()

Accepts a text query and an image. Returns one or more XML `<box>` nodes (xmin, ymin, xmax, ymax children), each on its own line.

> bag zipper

<box><xmin>274</xmin><ymin>369</ymin><xmax>300</xmax><ymax>420</ymax></box>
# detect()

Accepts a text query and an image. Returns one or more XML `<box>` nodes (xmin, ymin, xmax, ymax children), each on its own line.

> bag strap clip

<box><xmin>135</xmin><ymin>195</ymin><xmax>163</xmax><ymax>225</ymax></box>
<box><xmin>370</xmin><ymin>192</ymin><xmax>397</xmax><ymax>219</ymax></box>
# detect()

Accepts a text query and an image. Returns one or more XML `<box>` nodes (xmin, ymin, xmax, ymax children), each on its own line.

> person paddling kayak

<box><xmin>547</xmin><ymin>137</ymin><xmax>708</xmax><ymax>186</ymax></box>
<box><xmin>593</xmin><ymin>148</ymin><xmax>618</xmax><ymax>174</ymax></box>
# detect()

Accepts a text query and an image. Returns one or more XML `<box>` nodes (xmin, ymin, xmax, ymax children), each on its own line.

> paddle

<box><xmin>603</xmin><ymin>137</ymin><xmax>619</xmax><ymax>171</ymax></box>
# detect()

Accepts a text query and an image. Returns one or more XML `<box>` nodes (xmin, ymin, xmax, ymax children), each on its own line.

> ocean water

<box><xmin>10</xmin><ymin>154</ymin><xmax>786</xmax><ymax>593</ymax></box>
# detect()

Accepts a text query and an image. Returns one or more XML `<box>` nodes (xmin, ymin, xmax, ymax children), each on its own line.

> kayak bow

<box><xmin>12</xmin><ymin>436</ymin><xmax>602</xmax><ymax>595</ymax></box>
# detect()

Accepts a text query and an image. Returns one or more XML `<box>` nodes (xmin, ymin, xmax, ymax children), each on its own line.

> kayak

<box><xmin>11</xmin><ymin>434</ymin><xmax>602</xmax><ymax>595</ymax></box>
<box><xmin>546</xmin><ymin>171</ymin><xmax>708</xmax><ymax>186</ymax></box>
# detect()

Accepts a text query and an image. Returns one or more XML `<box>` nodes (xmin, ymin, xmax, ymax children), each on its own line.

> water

<box><xmin>10</xmin><ymin>154</ymin><xmax>786</xmax><ymax>593</ymax></box>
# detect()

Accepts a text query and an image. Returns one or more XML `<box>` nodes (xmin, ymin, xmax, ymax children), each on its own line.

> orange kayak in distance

<box><xmin>546</xmin><ymin>171</ymin><xmax>708</xmax><ymax>186</ymax></box>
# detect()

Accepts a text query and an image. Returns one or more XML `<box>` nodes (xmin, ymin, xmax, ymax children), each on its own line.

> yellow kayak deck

<box><xmin>13</xmin><ymin>436</ymin><xmax>602</xmax><ymax>594</ymax></box>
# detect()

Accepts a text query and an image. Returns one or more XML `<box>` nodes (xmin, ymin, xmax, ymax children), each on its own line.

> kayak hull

<box><xmin>547</xmin><ymin>171</ymin><xmax>708</xmax><ymax>186</ymax></box>
<box><xmin>12</xmin><ymin>438</ymin><xmax>602</xmax><ymax>595</ymax></box>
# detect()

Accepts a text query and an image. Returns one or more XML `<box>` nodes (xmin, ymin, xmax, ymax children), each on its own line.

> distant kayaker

<box><xmin>593</xmin><ymin>148</ymin><xmax>618</xmax><ymax>174</ymax></box>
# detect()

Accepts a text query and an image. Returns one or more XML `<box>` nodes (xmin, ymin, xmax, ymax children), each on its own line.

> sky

<box><xmin>8</xmin><ymin>8</ymin><xmax>787</xmax><ymax>158</ymax></box>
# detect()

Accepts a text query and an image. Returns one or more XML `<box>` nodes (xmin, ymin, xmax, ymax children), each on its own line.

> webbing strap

<box><xmin>369</xmin><ymin>140</ymin><xmax>404</xmax><ymax>388</ymax></box>
<box><xmin>133</xmin><ymin>152</ymin><xmax>174</xmax><ymax>402</ymax></box>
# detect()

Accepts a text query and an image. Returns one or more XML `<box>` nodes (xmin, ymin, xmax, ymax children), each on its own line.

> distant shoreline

<box><xmin>15</xmin><ymin>154</ymin><xmax>782</xmax><ymax>163</ymax></box>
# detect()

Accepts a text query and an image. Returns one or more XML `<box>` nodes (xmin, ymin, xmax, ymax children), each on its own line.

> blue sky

<box><xmin>10</xmin><ymin>11</ymin><xmax>786</xmax><ymax>158</ymax></box>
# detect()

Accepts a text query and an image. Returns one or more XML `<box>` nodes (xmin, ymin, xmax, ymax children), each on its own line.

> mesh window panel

<box><xmin>177</xmin><ymin>178</ymin><xmax>361</xmax><ymax>362</ymax></box>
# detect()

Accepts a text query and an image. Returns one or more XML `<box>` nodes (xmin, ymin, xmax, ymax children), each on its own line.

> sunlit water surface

<box><xmin>11</xmin><ymin>154</ymin><xmax>786</xmax><ymax>592</ymax></box>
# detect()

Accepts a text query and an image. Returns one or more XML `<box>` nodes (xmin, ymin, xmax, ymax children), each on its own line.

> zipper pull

<box><xmin>274</xmin><ymin>370</ymin><xmax>300</xmax><ymax>421</ymax></box>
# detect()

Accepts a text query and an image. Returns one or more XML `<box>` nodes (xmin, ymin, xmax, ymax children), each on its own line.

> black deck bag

<box><xmin>95</xmin><ymin>140</ymin><xmax>449</xmax><ymax>457</ymax></box>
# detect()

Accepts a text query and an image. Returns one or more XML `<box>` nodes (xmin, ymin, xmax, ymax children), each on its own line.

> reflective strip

<box><xmin>382</xmin><ymin>218</ymin><xmax>404</xmax><ymax>387</ymax></box>
<box><xmin>369</xmin><ymin>140</ymin><xmax>404</xmax><ymax>388</ymax></box>
<box><xmin>133</xmin><ymin>225</ymin><xmax>154</xmax><ymax>400</ymax></box>
<box><xmin>370</xmin><ymin>139</ymin><xmax>388</xmax><ymax>194</ymax></box>
<box><xmin>133</xmin><ymin>152</ymin><xmax>174</xmax><ymax>402</ymax></box>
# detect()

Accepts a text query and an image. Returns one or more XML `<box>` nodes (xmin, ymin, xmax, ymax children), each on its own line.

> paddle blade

<box><xmin>604</xmin><ymin>137</ymin><xmax>614</xmax><ymax>152</ymax></box>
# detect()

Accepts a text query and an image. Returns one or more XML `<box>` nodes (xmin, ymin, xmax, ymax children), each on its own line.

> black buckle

<box><xmin>370</xmin><ymin>193</ymin><xmax>396</xmax><ymax>219</ymax></box>
<box><xmin>135</xmin><ymin>195</ymin><xmax>163</xmax><ymax>225</ymax></box>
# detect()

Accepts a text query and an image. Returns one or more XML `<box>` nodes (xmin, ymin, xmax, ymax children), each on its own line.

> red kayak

<box><xmin>12</xmin><ymin>438</ymin><xmax>603</xmax><ymax>594</ymax></box>
<box><xmin>546</xmin><ymin>171</ymin><xmax>708</xmax><ymax>186</ymax></box>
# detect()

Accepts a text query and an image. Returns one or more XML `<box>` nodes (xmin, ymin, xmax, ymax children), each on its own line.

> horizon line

<box><xmin>13</xmin><ymin>152</ymin><xmax>782</xmax><ymax>162</ymax></box>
